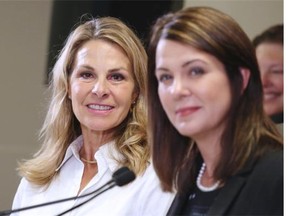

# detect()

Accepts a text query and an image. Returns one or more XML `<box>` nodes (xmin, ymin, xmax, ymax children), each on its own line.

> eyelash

<box><xmin>159</xmin><ymin>74</ymin><xmax>172</xmax><ymax>82</ymax></box>
<box><xmin>79</xmin><ymin>71</ymin><xmax>125</xmax><ymax>81</ymax></box>
<box><xmin>189</xmin><ymin>67</ymin><xmax>204</xmax><ymax>76</ymax></box>
<box><xmin>80</xmin><ymin>72</ymin><xmax>93</xmax><ymax>79</ymax></box>
<box><xmin>157</xmin><ymin>67</ymin><xmax>204</xmax><ymax>83</ymax></box>
<box><xmin>270</xmin><ymin>69</ymin><xmax>283</xmax><ymax>74</ymax></box>
<box><xmin>108</xmin><ymin>73</ymin><xmax>125</xmax><ymax>81</ymax></box>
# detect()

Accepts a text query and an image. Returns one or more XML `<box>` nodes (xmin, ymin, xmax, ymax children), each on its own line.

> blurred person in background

<box><xmin>253</xmin><ymin>24</ymin><xmax>283</xmax><ymax>129</ymax></box>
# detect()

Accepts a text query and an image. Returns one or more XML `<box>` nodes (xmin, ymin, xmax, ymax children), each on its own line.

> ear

<box><xmin>67</xmin><ymin>85</ymin><xmax>71</xmax><ymax>99</ymax></box>
<box><xmin>239</xmin><ymin>67</ymin><xmax>250</xmax><ymax>93</ymax></box>
<box><xmin>132</xmin><ymin>91</ymin><xmax>139</xmax><ymax>104</ymax></box>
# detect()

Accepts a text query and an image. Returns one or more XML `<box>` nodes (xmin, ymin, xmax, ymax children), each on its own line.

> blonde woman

<box><xmin>12</xmin><ymin>17</ymin><xmax>174</xmax><ymax>215</ymax></box>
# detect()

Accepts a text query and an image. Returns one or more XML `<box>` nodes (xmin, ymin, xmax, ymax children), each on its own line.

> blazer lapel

<box><xmin>208</xmin><ymin>158</ymin><xmax>255</xmax><ymax>215</ymax></box>
<box><xmin>207</xmin><ymin>175</ymin><xmax>246</xmax><ymax>215</ymax></box>
<box><xmin>168</xmin><ymin>157</ymin><xmax>255</xmax><ymax>215</ymax></box>
<box><xmin>167</xmin><ymin>192</ymin><xmax>190</xmax><ymax>215</ymax></box>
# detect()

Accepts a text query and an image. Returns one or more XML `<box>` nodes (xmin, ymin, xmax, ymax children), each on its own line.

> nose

<box><xmin>91</xmin><ymin>79</ymin><xmax>109</xmax><ymax>98</ymax></box>
<box><xmin>170</xmin><ymin>77</ymin><xmax>190</xmax><ymax>98</ymax></box>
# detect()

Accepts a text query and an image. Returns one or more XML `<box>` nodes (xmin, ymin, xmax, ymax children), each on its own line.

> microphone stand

<box><xmin>0</xmin><ymin>166</ymin><xmax>135</xmax><ymax>216</ymax></box>
<box><xmin>0</xmin><ymin>180</ymin><xmax>114</xmax><ymax>216</ymax></box>
<box><xmin>56</xmin><ymin>183</ymin><xmax>115</xmax><ymax>216</ymax></box>
<box><xmin>56</xmin><ymin>166</ymin><xmax>135</xmax><ymax>215</ymax></box>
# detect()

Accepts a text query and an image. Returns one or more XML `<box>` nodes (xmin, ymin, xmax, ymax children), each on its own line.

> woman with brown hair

<box><xmin>147</xmin><ymin>7</ymin><xmax>283</xmax><ymax>215</ymax></box>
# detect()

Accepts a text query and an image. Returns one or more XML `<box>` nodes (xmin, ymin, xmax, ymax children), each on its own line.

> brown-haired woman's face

<box><xmin>155</xmin><ymin>39</ymin><xmax>232</xmax><ymax>141</ymax></box>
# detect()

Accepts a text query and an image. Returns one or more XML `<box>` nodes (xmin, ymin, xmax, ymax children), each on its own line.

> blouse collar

<box><xmin>55</xmin><ymin>135</ymin><xmax>123</xmax><ymax>173</ymax></box>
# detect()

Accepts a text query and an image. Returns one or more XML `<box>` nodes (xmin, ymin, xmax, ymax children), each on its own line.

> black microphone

<box><xmin>0</xmin><ymin>167</ymin><xmax>135</xmax><ymax>216</ymax></box>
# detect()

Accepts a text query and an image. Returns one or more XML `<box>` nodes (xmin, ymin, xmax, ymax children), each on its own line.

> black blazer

<box><xmin>167</xmin><ymin>150</ymin><xmax>283</xmax><ymax>215</ymax></box>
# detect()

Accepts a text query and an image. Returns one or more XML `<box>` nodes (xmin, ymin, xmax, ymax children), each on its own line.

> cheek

<box><xmin>70</xmin><ymin>83</ymin><xmax>87</xmax><ymax>109</ymax></box>
<box><xmin>158</xmin><ymin>87</ymin><xmax>173</xmax><ymax>116</ymax></box>
<box><xmin>116</xmin><ymin>86</ymin><xmax>135</xmax><ymax>107</ymax></box>
<box><xmin>273</xmin><ymin>76</ymin><xmax>284</xmax><ymax>92</ymax></box>
<box><xmin>158</xmin><ymin>86</ymin><xmax>167</xmax><ymax>106</ymax></box>
<box><xmin>202</xmin><ymin>79</ymin><xmax>232</xmax><ymax>111</ymax></box>
<box><xmin>70</xmin><ymin>83</ymin><xmax>84</xmax><ymax>97</ymax></box>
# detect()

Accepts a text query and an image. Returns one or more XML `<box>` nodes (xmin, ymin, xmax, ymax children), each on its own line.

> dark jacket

<box><xmin>167</xmin><ymin>150</ymin><xmax>283</xmax><ymax>215</ymax></box>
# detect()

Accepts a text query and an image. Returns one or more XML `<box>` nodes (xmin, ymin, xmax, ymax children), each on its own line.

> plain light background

<box><xmin>0</xmin><ymin>0</ymin><xmax>283</xmax><ymax>210</ymax></box>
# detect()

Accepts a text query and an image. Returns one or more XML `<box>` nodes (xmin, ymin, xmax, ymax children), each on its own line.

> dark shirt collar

<box><xmin>271</xmin><ymin>112</ymin><xmax>283</xmax><ymax>124</ymax></box>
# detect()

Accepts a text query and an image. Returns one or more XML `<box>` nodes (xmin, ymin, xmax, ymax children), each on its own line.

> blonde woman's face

<box><xmin>155</xmin><ymin>39</ymin><xmax>232</xmax><ymax>142</ymax></box>
<box><xmin>69</xmin><ymin>39</ymin><xmax>136</xmax><ymax>137</ymax></box>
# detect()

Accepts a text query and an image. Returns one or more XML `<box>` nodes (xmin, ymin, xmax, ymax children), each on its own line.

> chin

<box><xmin>176</xmin><ymin>128</ymin><xmax>195</xmax><ymax>138</ymax></box>
<box><xmin>265</xmin><ymin>107</ymin><xmax>282</xmax><ymax>117</ymax></box>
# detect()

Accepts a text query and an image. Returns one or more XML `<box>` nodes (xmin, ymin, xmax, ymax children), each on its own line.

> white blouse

<box><xmin>12</xmin><ymin>136</ymin><xmax>174</xmax><ymax>216</ymax></box>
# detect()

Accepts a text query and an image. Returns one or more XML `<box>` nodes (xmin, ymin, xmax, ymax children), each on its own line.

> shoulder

<box><xmin>12</xmin><ymin>178</ymin><xmax>44</xmax><ymax>209</ymax></box>
<box><xmin>254</xmin><ymin>149</ymin><xmax>283</xmax><ymax>175</ymax></box>
<box><xmin>135</xmin><ymin>162</ymin><xmax>163</xmax><ymax>188</ymax></box>
<box><xmin>245</xmin><ymin>149</ymin><xmax>283</xmax><ymax>191</ymax></box>
<box><xmin>15</xmin><ymin>177</ymin><xmax>46</xmax><ymax>196</ymax></box>
<box><xmin>15</xmin><ymin>178</ymin><xmax>39</xmax><ymax>193</ymax></box>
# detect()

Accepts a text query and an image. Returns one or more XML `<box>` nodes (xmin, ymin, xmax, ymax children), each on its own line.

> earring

<box><xmin>130</xmin><ymin>101</ymin><xmax>136</xmax><ymax>113</ymax></box>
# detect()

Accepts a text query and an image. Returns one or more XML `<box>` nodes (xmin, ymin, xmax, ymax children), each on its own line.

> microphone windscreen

<box><xmin>112</xmin><ymin>167</ymin><xmax>136</xmax><ymax>186</ymax></box>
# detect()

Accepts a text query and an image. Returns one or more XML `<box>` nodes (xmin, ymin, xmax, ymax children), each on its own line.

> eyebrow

<box><xmin>77</xmin><ymin>64</ymin><xmax>129</xmax><ymax>72</ymax></box>
<box><xmin>155</xmin><ymin>67</ymin><xmax>169</xmax><ymax>73</ymax></box>
<box><xmin>108</xmin><ymin>67</ymin><xmax>130</xmax><ymax>73</ymax></box>
<box><xmin>156</xmin><ymin>59</ymin><xmax>207</xmax><ymax>72</ymax></box>
<box><xmin>76</xmin><ymin>64</ymin><xmax>94</xmax><ymax>71</ymax></box>
<box><xmin>182</xmin><ymin>59</ymin><xmax>207</xmax><ymax>68</ymax></box>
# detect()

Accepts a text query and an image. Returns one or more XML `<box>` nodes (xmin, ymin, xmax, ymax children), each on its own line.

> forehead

<box><xmin>156</xmin><ymin>39</ymin><xmax>199</xmax><ymax>61</ymax></box>
<box><xmin>73</xmin><ymin>39</ymin><xmax>131</xmax><ymax>69</ymax></box>
<box><xmin>256</xmin><ymin>43</ymin><xmax>283</xmax><ymax>59</ymax></box>
<box><xmin>155</xmin><ymin>39</ymin><xmax>224</xmax><ymax>69</ymax></box>
<box><xmin>77</xmin><ymin>39</ymin><xmax>128</xmax><ymax>58</ymax></box>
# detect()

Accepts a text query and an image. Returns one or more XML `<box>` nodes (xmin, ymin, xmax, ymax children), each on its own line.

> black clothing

<box><xmin>167</xmin><ymin>150</ymin><xmax>283</xmax><ymax>215</ymax></box>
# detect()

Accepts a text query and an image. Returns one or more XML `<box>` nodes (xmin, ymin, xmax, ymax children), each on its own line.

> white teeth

<box><xmin>88</xmin><ymin>104</ymin><xmax>112</xmax><ymax>110</ymax></box>
<box><xmin>264</xmin><ymin>93</ymin><xmax>276</xmax><ymax>101</ymax></box>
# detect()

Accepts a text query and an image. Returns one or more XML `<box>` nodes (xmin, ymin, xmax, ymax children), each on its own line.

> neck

<box><xmin>80</xmin><ymin>131</ymin><xmax>114</xmax><ymax>160</ymax></box>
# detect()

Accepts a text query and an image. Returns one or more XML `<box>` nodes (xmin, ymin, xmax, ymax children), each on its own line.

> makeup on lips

<box><xmin>87</xmin><ymin>103</ymin><xmax>115</xmax><ymax>114</ymax></box>
<box><xmin>175</xmin><ymin>106</ymin><xmax>201</xmax><ymax>117</ymax></box>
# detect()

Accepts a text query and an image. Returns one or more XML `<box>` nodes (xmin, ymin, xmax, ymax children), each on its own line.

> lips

<box><xmin>176</xmin><ymin>106</ymin><xmax>200</xmax><ymax>116</ymax></box>
<box><xmin>87</xmin><ymin>104</ymin><xmax>114</xmax><ymax>111</ymax></box>
<box><xmin>263</xmin><ymin>92</ymin><xmax>281</xmax><ymax>101</ymax></box>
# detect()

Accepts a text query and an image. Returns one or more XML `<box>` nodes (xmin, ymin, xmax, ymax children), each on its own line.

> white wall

<box><xmin>0</xmin><ymin>0</ymin><xmax>283</xmax><ymax>211</ymax></box>
<box><xmin>0</xmin><ymin>1</ymin><xmax>52</xmax><ymax>210</ymax></box>
<box><xmin>184</xmin><ymin>0</ymin><xmax>283</xmax><ymax>39</ymax></box>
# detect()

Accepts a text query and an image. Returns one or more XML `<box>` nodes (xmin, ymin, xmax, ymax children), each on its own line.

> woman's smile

<box><xmin>175</xmin><ymin>106</ymin><xmax>201</xmax><ymax>117</ymax></box>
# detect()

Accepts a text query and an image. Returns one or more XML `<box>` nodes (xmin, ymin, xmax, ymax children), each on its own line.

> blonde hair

<box><xmin>18</xmin><ymin>17</ymin><xmax>149</xmax><ymax>186</ymax></box>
